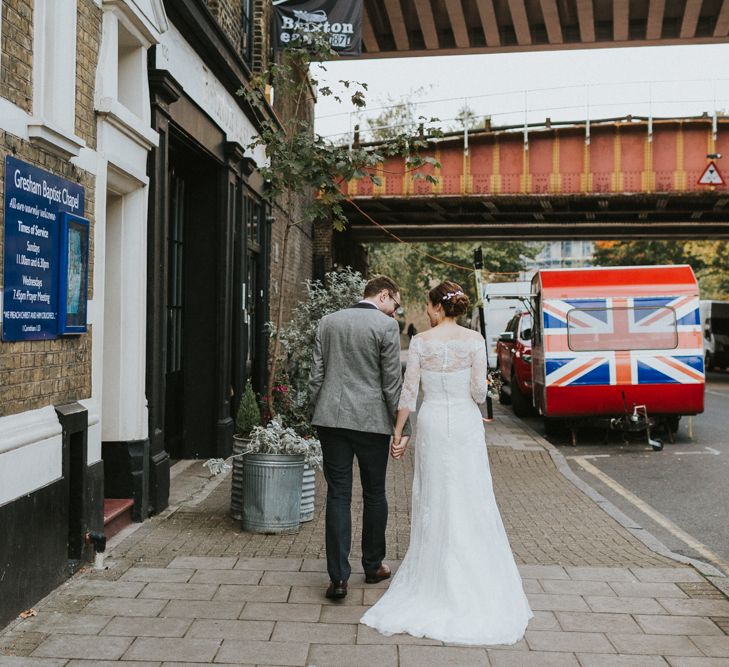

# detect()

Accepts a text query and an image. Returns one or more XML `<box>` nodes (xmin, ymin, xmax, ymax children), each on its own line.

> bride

<box><xmin>360</xmin><ymin>280</ymin><xmax>533</xmax><ymax>646</ymax></box>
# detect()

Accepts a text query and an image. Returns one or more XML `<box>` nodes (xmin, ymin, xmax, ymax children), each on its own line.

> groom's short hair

<box><xmin>364</xmin><ymin>275</ymin><xmax>400</xmax><ymax>298</ymax></box>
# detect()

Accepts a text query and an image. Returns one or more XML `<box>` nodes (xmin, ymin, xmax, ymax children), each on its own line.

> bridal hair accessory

<box><xmin>442</xmin><ymin>291</ymin><xmax>464</xmax><ymax>301</ymax></box>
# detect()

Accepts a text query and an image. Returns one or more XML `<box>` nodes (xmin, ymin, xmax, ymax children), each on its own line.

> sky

<box><xmin>313</xmin><ymin>44</ymin><xmax>729</xmax><ymax>142</ymax></box>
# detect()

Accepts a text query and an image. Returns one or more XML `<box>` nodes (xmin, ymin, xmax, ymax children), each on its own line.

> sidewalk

<box><xmin>2</xmin><ymin>406</ymin><xmax>729</xmax><ymax>666</ymax></box>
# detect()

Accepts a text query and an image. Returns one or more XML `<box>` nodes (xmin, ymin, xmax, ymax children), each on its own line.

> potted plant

<box><xmin>239</xmin><ymin>417</ymin><xmax>320</xmax><ymax>534</ymax></box>
<box><xmin>230</xmin><ymin>380</ymin><xmax>261</xmax><ymax>520</ymax></box>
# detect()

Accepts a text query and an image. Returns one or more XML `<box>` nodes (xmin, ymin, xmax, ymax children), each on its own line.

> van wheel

<box><xmin>511</xmin><ymin>373</ymin><xmax>530</xmax><ymax>417</ymax></box>
<box><xmin>665</xmin><ymin>416</ymin><xmax>680</xmax><ymax>434</ymax></box>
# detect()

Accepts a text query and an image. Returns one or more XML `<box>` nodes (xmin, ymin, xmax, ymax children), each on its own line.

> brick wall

<box><xmin>0</xmin><ymin>0</ymin><xmax>33</xmax><ymax>112</ymax></box>
<box><xmin>252</xmin><ymin>0</ymin><xmax>269</xmax><ymax>74</ymax></box>
<box><xmin>206</xmin><ymin>0</ymin><xmax>242</xmax><ymax>52</ymax></box>
<box><xmin>75</xmin><ymin>0</ymin><xmax>102</xmax><ymax>149</ymax></box>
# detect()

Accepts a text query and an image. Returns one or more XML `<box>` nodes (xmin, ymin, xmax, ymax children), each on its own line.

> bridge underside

<box><xmin>345</xmin><ymin>194</ymin><xmax>729</xmax><ymax>242</ymax></box>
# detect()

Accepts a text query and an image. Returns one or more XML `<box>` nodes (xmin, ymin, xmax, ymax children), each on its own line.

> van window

<box><xmin>567</xmin><ymin>306</ymin><xmax>678</xmax><ymax>351</ymax></box>
<box><xmin>711</xmin><ymin>317</ymin><xmax>729</xmax><ymax>336</ymax></box>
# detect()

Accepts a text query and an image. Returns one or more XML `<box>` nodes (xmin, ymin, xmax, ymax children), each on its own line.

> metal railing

<box><xmin>315</xmin><ymin>78</ymin><xmax>729</xmax><ymax>147</ymax></box>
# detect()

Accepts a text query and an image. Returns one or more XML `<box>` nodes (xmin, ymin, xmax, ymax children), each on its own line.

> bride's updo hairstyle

<box><xmin>429</xmin><ymin>281</ymin><xmax>470</xmax><ymax>318</ymax></box>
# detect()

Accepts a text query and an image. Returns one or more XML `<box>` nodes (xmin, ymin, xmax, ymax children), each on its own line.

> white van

<box><xmin>700</xmin><ymin>300</ymin><xmax>729</xmax><ymax>370</ymax></box>
<box><xmin>473</xmin><ymin>281</ymin><xmax>531</xmax><ymax>367</ymax></box>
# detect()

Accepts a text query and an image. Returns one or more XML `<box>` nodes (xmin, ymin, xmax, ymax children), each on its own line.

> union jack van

<box><xmin>531</xmin><ymin>265</ymin><xmax>705</xmax><ymax>430</ymax></box>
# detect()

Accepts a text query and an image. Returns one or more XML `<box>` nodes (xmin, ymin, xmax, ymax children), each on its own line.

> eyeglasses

<box><xmin>388</xmin><ymin>293</ymin><xmax>401</xmax><ymax>310</ymax></box>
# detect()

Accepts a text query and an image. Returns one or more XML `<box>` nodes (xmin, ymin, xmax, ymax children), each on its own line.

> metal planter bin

<box><xmin>300</xmin><ymin>464</ymin><xmax>316</xmax><ymax>523</ymax></box>
<box><xmin>230</xmin><ymin>436</ymin><xmax>249</xmax><ymax>521</ymax></box>
<box><xmin>241</xmin><ymin>453</ymin><xmax>304</xmax><ymax>534</ymax></box>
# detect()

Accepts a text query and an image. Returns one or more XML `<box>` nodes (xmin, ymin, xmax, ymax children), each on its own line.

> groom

<box><xmin>309</xmin><ymin>275</ymin><xmax>410</xmax><ymax>600</ymax></box>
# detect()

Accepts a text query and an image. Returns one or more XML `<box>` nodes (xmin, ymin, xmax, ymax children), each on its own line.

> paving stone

<box><xmin>576</xmin><ymin>654</ymin><xmax>669</xmax><ymax>666</ymax></box>
<box><xmin>162</xmin><ymin>663</ymin><xmax>252</xmax><ymax>667</ymax></box>
<box><xmin>608</xmin><ymin>633</ymin><xmax>704</xmax><ymax>656</ymax></box>
<box><xmin>213</xmin><ymin>584</ymin><xmax>290</xmax><ymax>603</ymax></box>
<box><xmin>83</xmin><ymin>597</ymin><xmax>167</xmax><ymax>617</ymax></box>
<box><xmin>185</xmin><ymin>619</ymin><xmax>274</xmax><ymax>640</ymax></box>
<box><xmin>12</xmin><ymin>612</ymin><xmax>112</xmax><ymax>635</ymax></box>
<box><xmin>585</xmin><ymin>596</ymin><xmax>667</xmax><ymax>614</ymax></box>
<box><xmin>305</xmin><ymin>644</ymin><xmax>397</xmax><ymax>667</ymax></box>
<box><xmin>518</xmin><ymin>565</ymin><xmax>569</xmax><ymax>580</ymax></box>
<box><xmin>123</xmin><ymin>637</ymin><xmax>221</xmax><ymax>662</ymax></box>
<box><xmin>122</xmin><ymin>568</ymin><xmax>195</xmax><ymax>583</ymax></box>
<box><xmin>564</xmin><ymin>567</ymin><xmax>638</xmax><ymax>582</ymax></box>
<box><xmin>289</xmin><ymin>585</ymin><xmax>365</xmax><ymax>605</ymax></box>
<box><xmin>234</xmin><ymin>558</ymin><xmax>302</xmax><ymax>571</ymax></box>
<box><xmin>319</xmin><ymin>605</ymin><xmax>370</xmax><ymax>624</ymax></box>
<box><xmin>525</xmin><ymin>593</ymin><xmax>590</xmax><ymax>612</ymax></box>
<box><xmin>356</xmin><ymin>624</ymin><xmax>441</xmax><ymax>645</ymax></box>
<box><xmin>488</xmin><ymin>649</ymin><xmax>580</xmax><ymax>666</ymax></box>
<box><xmin>167</xmin><ymin>556</ymin><xmax>237</xmax><ymax>570</ymax></box>
<box><xmin>0</xmin><ymin>659</ymin><xmax>68</xmax><ymax>666</ymax></box>
<box><xmin>31</xmin><ymin>634</ymin><xmax>133</xmax><ymax>660</ymax></box>
<box><xmin>215</xmin><ymin>639</ymin><xmax>309</xmax><ymax>665</ymax></box>
<box><xmin>666</xmin><ymin>658</ymin><xmax>729</xmax><ymax>666</ymax></box>
<box><xmin>610</xmin><ymin>582</ymin><xmax>689</xmax><ymax>598</ymax></box>
<box><xmin>100</xmin><ymin>616</ymin><xmax>193</xmax><ymax>638</ymax></box>
<box><xmin>688</xmin><ymin>635</ymin><xmax>729</xmax><ymax>657</ymax></box>
<box><xmin>362</xmin><ymin>589</ymin><xmax>385</xmax><ymax>605</ymax></box>
<box><xmin>260</xmin><ymin>571</ymin><xmax>329</xmax><ymax>587</ymax></box>
<box><xmin>659</xmin><ymin>599</ymin><xmax>729</xmax><ymax>616</ymax></box>
<box><xmin>632</xmin><ymin>568</ymin><xmax>704</xmax><ymax>583</ymax></box>
<box><xmin>270</xmin><ymin>621</ymin><xmax>356</xmax><ymax>644</ymax></box>
<box><xmin>634</xmin><ymin>615</ymin><xmax>723</xmax><ymax>635</ymax></box>
<box><xmin>139</xmin><ymin>582</ymin><xmax>219</xmax><ymax>601</ymax></box>
<box><xmin>159</xmin><ymin>600</ymin><xmax>244</xmax><ymax>620</ymax></box>
<box><xmin>66</xmin><ymin>662</ymin><xmax>160</xmax><ymax>667</ymax></box>
<box><xmin>526</xmin><ymin>611</ymin><xmax>559</xmax><ymax>631</ymax></box>
<box><xmin>399</xmin><ymin>645</ymin><xmax>489</xmax><ymax>666</ymax></box>
<box><xmin>522</xmin><ymin>579</ymin><xmax>543</xmax><ymax>594</ymax></box>
<box><xmin>239</xmin><ymin>602</ymin><xmax>321</xmax><ymax>622</ymax></box>
<box><xmin>300</xmin><ymin>559</ymin><xmax>363</xmax><ymax>573</ymax></box>
<box><xmin>189</xmin><ymin>570</ymin><xmax>263</xmax><ymax>585</ymax></box>
<box><xmin>556</xmin><ymin>611</ymin><xmax>642</xmax><ymax>633</ymax></box>
<box><xmin>65</xmin><ymin>579</ymin><xmax>145</xmax><ymax>597</ymax></box>
<box><xmin>525</xmin><ymin>630</ymin><xmax>614</xmax><ymax>653</ymax></box>
<box><xmin>541</xmin><ymin>580</ymin><xmax>615</xmax><ymax>596</ymax></box>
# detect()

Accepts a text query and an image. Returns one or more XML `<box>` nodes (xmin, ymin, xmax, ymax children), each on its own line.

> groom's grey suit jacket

<box><xmin>309</xmin><ymin>303</ymin><xmax>410</xmax><ymax>435</ymax></box>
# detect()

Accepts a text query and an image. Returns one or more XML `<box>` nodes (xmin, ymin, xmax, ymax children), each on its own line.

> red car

<box><xmin>496</xmin><ymin>311</ymin><xmax>533</xmax><ymax>417</ymax></box>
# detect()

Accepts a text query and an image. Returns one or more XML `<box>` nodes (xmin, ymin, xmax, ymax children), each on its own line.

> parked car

<box><xmin>496</xmin><ymin>311</ymin><xmax>533</xmax><ymax>417</ymax></box>
<box><xmin>700</xmin><ymin>300</ymin><xmax>729</xmax><ymax>370</ymax></box>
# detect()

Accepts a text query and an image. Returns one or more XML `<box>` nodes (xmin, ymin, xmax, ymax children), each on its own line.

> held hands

<box><xmin>390</xmin><ymin>433</ymin><xmax>410</xmax><ymax>460</ymax></box>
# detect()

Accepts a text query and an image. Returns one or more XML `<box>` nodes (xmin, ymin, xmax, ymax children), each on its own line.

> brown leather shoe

<box><xmin>365</xmin><ymin>563</ymin><xmax>391</xmax><ymax>584</ymax></box>
<box><xmin>325</xmin><ymin>580</ymin><xmax>348</xmax><ymax>599</ymax></box>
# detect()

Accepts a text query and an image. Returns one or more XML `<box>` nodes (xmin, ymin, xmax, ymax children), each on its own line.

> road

<box><xmin>519</xmin><ymin>371</ymin><xmax>729</xmax><ymax>575</ymax></box>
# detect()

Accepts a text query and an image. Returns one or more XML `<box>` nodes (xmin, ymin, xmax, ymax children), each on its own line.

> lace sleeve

<box><xmin>470</xmin><ymin>338</ymin><xmax>489</xmax><ymax>404</ymax></box>
<box><xmin>398</xmin><ymin>337</ymin><xmax>421</xmax><ymax>412</ymax></box>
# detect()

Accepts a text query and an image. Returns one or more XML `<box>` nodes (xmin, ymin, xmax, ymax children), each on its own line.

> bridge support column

<box><xmin>313</xmin><ymin>218</ymin><xmax>368</xmax><ymax>279</ymax></box>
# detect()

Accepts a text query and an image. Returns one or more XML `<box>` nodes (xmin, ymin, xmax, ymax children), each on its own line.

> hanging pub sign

<box><xmin>273</xmin><ymin>0</ymin><xmax>363</xmax><ymax>56</ymax></box>
<box><xmin>2</xmin><ymin>156</ymin><xmax>86</xmax><ymax>341</ymax></box>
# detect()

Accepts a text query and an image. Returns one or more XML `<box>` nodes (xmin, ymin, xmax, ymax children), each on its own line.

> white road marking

<box><xmin>670</xmin><ymin>447</ymin><xmax>721</xmax><ymax>456</ymax></box>
<box><xmin>705</xmin><ymin>389</ymin><xmax>729</xmax><ymax>399</ymax></box>
<box><xmin>572</xmin><ymin>456</ymin><xmax>729</xmax><ymax>576</ymax></box>
<box><xmin>566</xmin><ymin>454</ymin><xmax>611</xmax><ymax>460</ymax></box>
<box><xmin>705</xmin><ymin>447</ymin><xmax>722</xmax><ymax>455</ymax></box>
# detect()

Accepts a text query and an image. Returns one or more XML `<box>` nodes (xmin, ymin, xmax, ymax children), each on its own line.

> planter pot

<box><xmin>241</xmin><ymin>453</ymin><xmax>304</xmax><ymax>534</ymax></box>
<box><xmin>230</xmin><ymin>436</ymin><xmax>250</xmax><ymax>521</ymax></box>
<box><xmin>300</xmin><ymin>464</ymin><xmax>316</xmax><ymax>523</ymax></box>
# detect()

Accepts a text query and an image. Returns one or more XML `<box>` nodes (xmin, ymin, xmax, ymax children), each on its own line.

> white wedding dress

<box><xmin>360</xmin><ymin>333</ymin><xmax>533</xmax><ymax>645</ymax></box>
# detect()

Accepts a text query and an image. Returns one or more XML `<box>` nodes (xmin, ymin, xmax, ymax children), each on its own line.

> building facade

<box><xmin>0</xmin><ymin>0</ymin><xmax>310</xmax><ymax>626</ymax></box>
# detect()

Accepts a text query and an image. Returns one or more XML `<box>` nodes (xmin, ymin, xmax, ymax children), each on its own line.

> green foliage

<box><xmin>593</xmin><ymin>240</ymin><xmax>729</xmax><ymax>300</ymax></box>
<box><xmin>278</xmin><ymin>268</ymin><xmax>367</xmax><ymax>396</ymax></box>
<box><xmin>235</xmin><ymin>380</ymin><xmax>262</xmax><ymax>437</ymax></box>
<box><xmin>367</xmin><ymin>241</ymin><xmax>540</xmax><ymax>311</ymax></box>
<box><xmin>365</xmin><ymin>87</ymin><xmax>431</xmax><ymax>141</ymax></box>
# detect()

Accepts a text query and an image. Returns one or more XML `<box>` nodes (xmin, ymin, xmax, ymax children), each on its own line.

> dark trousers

<box><xmin>317</xmin><ymin>426</ymin><xmax>390</xmax><ymax>583</ymax></box>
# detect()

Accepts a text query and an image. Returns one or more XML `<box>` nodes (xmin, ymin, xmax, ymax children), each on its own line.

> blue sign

<box><xmin>3</xmin><ymin>156</ymin><xmax>85</xmax><ymax>341</ymax></box>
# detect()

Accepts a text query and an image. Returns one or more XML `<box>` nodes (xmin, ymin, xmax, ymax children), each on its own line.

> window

<box><xmin>567</xmin><ymin>306</ymin><xmax>678</xmax><ymax>352</ymax></box>
<box><xmin>117</xmin><ymin>22</ymin><xmax>146</xmax><ymax>118</ymax></box>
